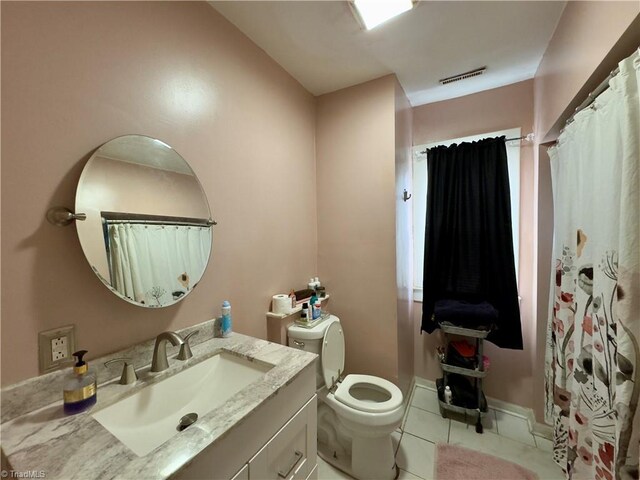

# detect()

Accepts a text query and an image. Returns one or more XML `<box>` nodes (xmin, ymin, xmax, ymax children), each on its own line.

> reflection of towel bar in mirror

<box><xmin>101</xmin><ymin>211</ymin><xmax>217</xmax><ymax>227</ymax></box>
<box><xmin>46</xmin><ymin>207</ymin><xmax>87</xmax><ymax>227</ymax></box>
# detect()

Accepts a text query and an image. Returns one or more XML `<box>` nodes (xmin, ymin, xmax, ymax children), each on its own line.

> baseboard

<box><xmin>412</xmin><ymin>375</ymin><xmax>552</xmax><ymax>440</ymax></box>
<box><xmin>413</xmin><ymin>376</ymin><xmax>436</xmax><ymax>389</ymax></box>
<box><xmin>531</xmin><ymin>422</ymin><xmax>553</xmax><ymax>440</ymax></box>
<box><xmin>404</xmin><ymin>377</ymin><xmax>417</xmax><ymax>410</ymax></box>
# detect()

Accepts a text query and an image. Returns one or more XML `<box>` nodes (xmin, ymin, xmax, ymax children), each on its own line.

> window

<box><xmin>412</xmin><ymin>128</ymin><xmax>521</xmax><ymax>302</ymax></box>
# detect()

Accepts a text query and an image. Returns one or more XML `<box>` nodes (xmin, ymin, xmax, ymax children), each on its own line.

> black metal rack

<box><xmin>438</xmin><ymin>323</ymin><xmax>490</xmax><ymax>433</ymax></box>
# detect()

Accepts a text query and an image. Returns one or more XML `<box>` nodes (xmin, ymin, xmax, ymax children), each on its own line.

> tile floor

<box><xmin>317</xmin><ymin>384</ymin><xmax>564</xmax><ymax>480</ymax></box>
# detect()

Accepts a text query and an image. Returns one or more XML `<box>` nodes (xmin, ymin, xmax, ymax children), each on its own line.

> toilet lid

<box><xmin>321</xmin><ymin>320</ymin><xmax>345</xmax><ymax>389</ymax></box>
<box><xmin>334</xmin><ymin>374</ymin><xmax>403</xmax><ymax>413</ymax></box>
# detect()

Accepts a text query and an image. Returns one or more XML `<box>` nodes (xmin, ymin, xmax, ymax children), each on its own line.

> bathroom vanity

<box><xmin>0</xmin><ymin>320</ymin><xmax>318</xmax><ymax>480</ymax></box>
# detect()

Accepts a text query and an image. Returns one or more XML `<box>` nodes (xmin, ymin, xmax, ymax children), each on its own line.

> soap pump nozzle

<box><xmin>73</xmin><ymin>350</ymin><xmax>89</xmax><ymax>375</ymax></box>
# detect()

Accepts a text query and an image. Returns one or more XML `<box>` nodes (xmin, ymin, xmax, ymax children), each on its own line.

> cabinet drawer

<box><xmin>249</xmin><ymin>396</ymin><xmax>317</xmax><ymax>480</ymax></box>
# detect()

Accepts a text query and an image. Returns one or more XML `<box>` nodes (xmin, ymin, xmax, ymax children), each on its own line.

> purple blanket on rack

<box><xmin>434</xmin><ymin>299</ymin><xmax>497</xmax><ymax>324</ymax></box>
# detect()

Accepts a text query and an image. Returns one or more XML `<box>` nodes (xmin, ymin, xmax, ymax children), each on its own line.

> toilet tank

<box><xmin>288</xmin><ymin>315</ymin><xmax>340</xmax><ymax>389</ymax></box>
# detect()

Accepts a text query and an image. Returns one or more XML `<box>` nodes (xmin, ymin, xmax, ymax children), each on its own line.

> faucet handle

<box><xmin>105</xmin><ymin>358</ymin><xmax>138</xmax><ymax>385</ymax></box>
<box><xmin>177</xmin><ymin>330</ymin><xmax>199</xmax><ymax>361</ymax></box>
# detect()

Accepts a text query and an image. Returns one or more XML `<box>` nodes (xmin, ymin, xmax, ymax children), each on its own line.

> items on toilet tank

<box><xmin>311</xmin><ymin>295</ymin><xmax>321</xmax><ymax>320</ymax></box>
<box><xmin>294</xmin><ymin>289</ymin><xmax>315</xmax><ymax>305</ymax></box>
<box><xmin>301</xmin><ymin>302</ymin><xmax>310</xmax><ymax>323</ymax></box>
<box><xmin>271</xmin><ymin>294</ymin><xmax>292</xmax><ymax>315</ymax></box>
<box><xmin>307</xmin><ymin>276</ymin><xmax>322</xmax><ymax>293</ymax></box>
<box><xmin>63</xmin><ymin>350</ymin><xmax>97</xmax><ymax>415</ymax></box>
<box><xmin>221</xmin><ymin>300</ymin><xmax>232</xmax><ymax>337</ymax></box>
<box><xmin>289</xmin><ymin>289</ymin><xmax>296</xmax><ymax>309</ymax></box>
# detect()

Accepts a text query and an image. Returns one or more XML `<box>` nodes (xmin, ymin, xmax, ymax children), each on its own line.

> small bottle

<box><xmin>310</xmin><ymin>295</ymin><xmax>321</xmax><ymax>320</ymax></box>
<box><xmin>289</xmin><ymin>289</ymin><xmax>297</xmax><ymax>309</ymax></box>
<box><xmin>63</xmin><ymin>350</ymin><xmax>97</xmax><ymax>415</ymax></box>
<box><xmin>221</xmin><ymin>300</ymin><xmax>232</xmax><ymax>337</ymax></box>
<box><xmin>314</xmin><ymin>277</ymin><xmax>321</xmax><ymax>289</ymax></box>
<box><xmin>302</xmin><ymin>302</ymin><xmax>310</xmax><ymax>322</ymax></box>
<box><xmin>300</xmin><ymin>311</ymin><xmax>308</xmax><ymax>324</ymax></box>
<box><xmin>444</xmin><ymin>385</ymin><xmax>452</xmax><ymax>405</ymax></box>
<box><xmin>308</xmin><ymin>278</ymin><xmax>316</xmax><ymax>291</ymax></box>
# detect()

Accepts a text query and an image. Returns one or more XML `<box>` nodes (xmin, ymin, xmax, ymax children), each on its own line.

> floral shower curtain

<box><xmin>545</xmin><ymin>50</ymin><xmax>639</xmax><ymax>480</ymax></box>
<box><xmin>108</xmin><ymin>223</ymin><xmax>212</xmax><ymax>306</ymax></box>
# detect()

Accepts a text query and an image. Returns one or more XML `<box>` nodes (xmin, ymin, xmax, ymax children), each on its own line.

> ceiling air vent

<box><xmin>439</xmin><ymin>67</ymin><xmax>486</xmax><ymax>85</ymax></box>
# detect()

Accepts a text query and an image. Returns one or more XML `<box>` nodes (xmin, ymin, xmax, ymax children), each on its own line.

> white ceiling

<box><xmin>210</xmin><ymin>1</ymin><xmax>566</xmax><ymax>106</ymax></box>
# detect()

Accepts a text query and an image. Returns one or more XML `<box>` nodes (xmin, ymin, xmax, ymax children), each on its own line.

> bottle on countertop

<box><xmin>63</xmin><ymin>350</ymin><xmax>97</xmax><ymax>415</ymax></box>
<box><xmin>221</xmin><ymin>300</ymin><xmax>232</xmax><ymax>337</ymax></box>
<box><xmin>444</xmin><ymin>385</ymin><xmax>452</xmax><ymax>405</ymax></box>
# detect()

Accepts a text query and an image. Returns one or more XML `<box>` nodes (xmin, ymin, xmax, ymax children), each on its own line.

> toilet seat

<box><xmin>320</xmin><ymin>321</ymin><xmax>403</xmax><ymax>415</ymax></box>
<box><xmin>334</xmin><ymin>374</ymin><xmax>403</xmax><ymax>413</ymax></box>
<box><xmin>321</xmin><ymin>320</ymin><xmax>345</xmax><ymax>389</ymax></box>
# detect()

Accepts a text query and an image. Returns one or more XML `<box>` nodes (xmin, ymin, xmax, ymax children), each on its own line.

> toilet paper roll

<box><xmin>272</xmin><ymin>294</ymin><xmax>292</xmax><ymax>315</ymax></box>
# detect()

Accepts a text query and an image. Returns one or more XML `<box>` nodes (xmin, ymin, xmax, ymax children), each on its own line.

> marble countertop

<box><xmin>1</xmin><ymin>320</ymin><xmax>317</xmax><ymax>479</ymax></box>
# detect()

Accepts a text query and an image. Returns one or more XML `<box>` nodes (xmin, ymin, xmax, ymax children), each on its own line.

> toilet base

<box><xmin>318</xmin><ymin>436</ymin><xmax>399</xmax><ymax>480</ymax></box>
<box><xmin>317</xmin><ymin>442</ymin><xmax>353</xmax><ymax>477</ymax></box>
<box><xmin>352</xmin><ymin>434</ymin><xmax>397</xmax><ymax>480</ymax></box>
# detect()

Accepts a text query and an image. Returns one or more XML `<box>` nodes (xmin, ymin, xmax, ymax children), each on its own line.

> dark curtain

<box><xmin>421</xmin><ymin>136</ymin><xmax>523</xmax><ymax>350</ymax></box>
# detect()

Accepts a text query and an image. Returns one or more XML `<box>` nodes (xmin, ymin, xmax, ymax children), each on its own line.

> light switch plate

<box><xmin>39</xmin><ymin>325</ymin><xmax>76</xmax><ymax>373</ymax></box>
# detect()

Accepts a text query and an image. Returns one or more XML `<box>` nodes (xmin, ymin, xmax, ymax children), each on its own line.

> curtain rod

<box><xmin>419</xmin><ymin>134</ymin><xmax>533</xmax><ymax>155</ymax></box>
<box><xmin>560</xmin><ymin>66</ymin><xmax>620</xmax><ymax>134</ymax></box>
<box><xmin>104</xmin><ymin>219</ymin><xmax>213</xmax><ymax>227</ymax></box>
<box><xmin>101</xmin><ymin>211</ymin><xmax>216</xmax><ymax>227</ymax></box>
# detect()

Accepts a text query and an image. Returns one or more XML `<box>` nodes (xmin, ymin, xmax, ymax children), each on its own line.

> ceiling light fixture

<box><xmin>351</xmin><ymin>0</ymin><xmax>414</xmax><ymax>30</ymax></box>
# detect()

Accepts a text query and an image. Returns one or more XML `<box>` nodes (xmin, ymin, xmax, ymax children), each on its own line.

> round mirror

<box><xmin>75</xmin><ymin>135</ymin><xmax>213</xmax><ymax>308</ymax></box>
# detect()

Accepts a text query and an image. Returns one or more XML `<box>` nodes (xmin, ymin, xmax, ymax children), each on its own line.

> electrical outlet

<box><xmin>51</xmin><ymin>336</ymin><xmax>69</xmax><ymax>361</ymax></box>
<box><xmin>39</xmin><ymin>325</ymin><xmax>76</xmax><ymax>373</ymax></box>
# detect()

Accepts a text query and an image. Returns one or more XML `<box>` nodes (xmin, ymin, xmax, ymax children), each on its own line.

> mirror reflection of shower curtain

<box><xmin>544</xmin><ymin>50</ymin><xmax>639</xmax><ymax>479</ymax></box>
<box><xmin>107</xmin><ymin>223</ymin><xmax>211</xmax><ymax>306</ymax></box>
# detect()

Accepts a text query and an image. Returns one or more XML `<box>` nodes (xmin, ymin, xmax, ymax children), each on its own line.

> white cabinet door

<box><xmin>249</xmin><ymin>396</ymin><xmax>317</xmax><ymax>480</ymax></box>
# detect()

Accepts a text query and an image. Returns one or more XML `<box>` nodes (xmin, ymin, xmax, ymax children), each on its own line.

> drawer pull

<box><xmin>277</xmin><ymin>450</ymin><xmax>303</xmax><ymax>478</ymax></box>
<box><xmin>292</xmin><ymin>340</ymin><xmax>305</xmax><ymax>348</ymax></box>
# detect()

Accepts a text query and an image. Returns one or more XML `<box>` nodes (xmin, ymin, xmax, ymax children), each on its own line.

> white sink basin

<box><xmin>93</xmin><ymin>352</ymin><xmax>273</xmax><ymax>456</ymax></box>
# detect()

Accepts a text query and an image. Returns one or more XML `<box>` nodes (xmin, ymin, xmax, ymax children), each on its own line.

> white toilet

<box><xmin>288</xmin><ymin>315</ymin><xmax>404</xmax><ymax>480</ymax></box>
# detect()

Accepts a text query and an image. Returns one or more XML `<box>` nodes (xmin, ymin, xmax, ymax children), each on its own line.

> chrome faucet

<box><xmin>151</xmin><ymin>331</ymin><xmax>184</xmax><ymax>372</ymax></box>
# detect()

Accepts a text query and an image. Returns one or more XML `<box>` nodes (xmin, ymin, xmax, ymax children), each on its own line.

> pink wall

<box><xmin>394</xmin><ymin>79</ymin><xmax>414</xmax><ymax>395</ymax></box>
<box><xmin>316</xmin><ymin>76</ymin><xmax>400</xmax><ymax>385</ymax></box>
<box><xmin>534</xmin><ymin>1</ymin><xmax>640</xmax><ymax>141</ymax></box>
<box><xmin>412</xmin><ymin>80</ymin><xmax>537</xmax><ymax>413</ymax></box>
<box><xmin>1</xmin><ymin>2</ymin><xmax>317</xmax><ymax>385</ymax></box>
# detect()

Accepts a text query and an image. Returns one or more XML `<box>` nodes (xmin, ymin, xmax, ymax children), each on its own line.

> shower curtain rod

<box><xmin>560</xmin><ymin>66</ymin><xmax>620</xmax><ymax>133</ymax></box>
<box><xmin>101</xmin><ymin>211</ymin><xmax>216</xmax><ymax>227</ymax></box>
<box><xmin>104</xmin><ymin>219</ymin><xmax>214</xmax><ymax>227</ymax></box>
